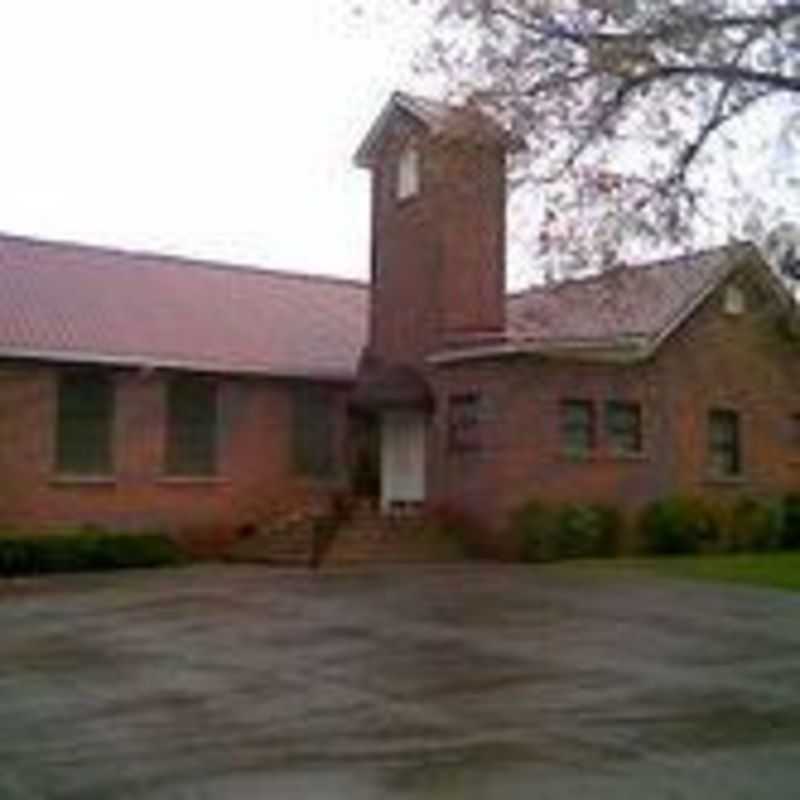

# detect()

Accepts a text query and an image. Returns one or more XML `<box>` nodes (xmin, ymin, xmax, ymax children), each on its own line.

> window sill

<box><xmin>703</xmin><ymin>474</ymin><xmax>748</xmax><ymax>486</ymax></box>
<box><xmin>608</xmin><ymin>451</ymin><xmax>649</xmax><ymax>462</ymax></box>
<box><xmin>559</xmin><ymin>450</ymin><xmax>596</xmax><ymax>462</ymax></box>
<box><xmin>51</xmin><ymin>475</ymin><xmax>116</xmax><ymax>487</ymax></box>
<box><xmin>557</xmin><ymin>450</ymin><xmax>649</xmax><ymax>463</ymax></box>
<box><xmin>295</xmin><ymin>473</ymin><xmax>345</xmax><ymax>485</ymax></box>
<box><xmin>157</xmin><ymin>476</ymin><xmax>228</xmax><ymax>486</ymax></box>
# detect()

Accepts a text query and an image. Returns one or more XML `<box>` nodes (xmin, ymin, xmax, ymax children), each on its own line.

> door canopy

<box><xmin>352</xmin><ymin>362</ymin><xmax>434</xmax><ymax>413</ymax></box>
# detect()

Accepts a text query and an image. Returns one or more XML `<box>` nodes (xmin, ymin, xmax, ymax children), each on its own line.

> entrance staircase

<box><xmin>225</xmin><ymin>514</ymin><xmax>319</xmax><ymax>567</ymax></box>
<box><xmin>224</xmin><ymin>504</ymin><xmax>462</xmax><ymax>567</ymax></box>
<box><xmin>324</xmin><ymin>508</ymin><xmax>462</xmax><ymax>565</ymax></box>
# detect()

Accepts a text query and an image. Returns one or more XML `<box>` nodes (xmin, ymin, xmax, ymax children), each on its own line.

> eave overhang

<box><xmin>0</xmin><ymin>346</ymin><xmax>357</xmax><ymax>383</ymax></box>
<box><xmin>427</xmin><ymin>336</ymin><xmax>653</xmax><ymax>367</ymax></box>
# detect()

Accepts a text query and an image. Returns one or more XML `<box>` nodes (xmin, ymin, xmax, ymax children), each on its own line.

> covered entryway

<box><xmin>351</xmin><ymin>360</ymin><xmax>434</xmax><ymax>515</ymax></box>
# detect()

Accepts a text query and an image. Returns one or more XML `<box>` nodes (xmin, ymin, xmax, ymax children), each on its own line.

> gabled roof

<box><xmin>508</xmin><ymin>245</ymin><xmax>740</xmax><ymax>344</ymax></box>
<box><xmin>0</xmin><ymin>234</ymin><xmax>780</xmax><ymax>379</ymax></box>
<box><xmin>434</xmin><ymin>243</ymin><xmax>789</xmax><ymax>364</ymax></box>
<box><xmin>354</xmin><ymin>91</ymin><xmax>518</xmax><ymax>168</ymax></box>
<box><xmin>0</xmin><ymin>234</ymin><xmax>367</xmax><ymax>380</ymax></box>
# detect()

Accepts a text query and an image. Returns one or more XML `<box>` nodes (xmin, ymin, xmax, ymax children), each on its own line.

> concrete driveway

<box><xmin>1</xmin><ymin>564</ymin><xmax>800</xmax><ymax>799</ymax></box>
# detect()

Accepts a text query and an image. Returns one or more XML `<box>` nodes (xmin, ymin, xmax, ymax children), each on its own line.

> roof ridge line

<box><xmin>513</xmin><ymin>241</ymin><xmax>749</xmax><ymax>299</ymax></box>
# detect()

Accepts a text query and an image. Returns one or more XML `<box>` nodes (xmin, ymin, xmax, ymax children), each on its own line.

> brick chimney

<box><xmin>355</xmin><ymin>93</ymin><xmax>512</xmax><ymax>368</ymax></box>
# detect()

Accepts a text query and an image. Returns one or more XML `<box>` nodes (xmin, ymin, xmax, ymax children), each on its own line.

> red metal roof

<box><xmin>0</xmin><ymin>234</ymin><xmax>367</xmax><ymax>380</ymax></box>
<box><xmin>0</xmin><ymin>235</ymin><xmax>765</xmax><ymax>378</ymax></box>
<box><xmin>506</xmin><ymin>244</ymin><xmax>755</xmax><ymax>346</ymax></box>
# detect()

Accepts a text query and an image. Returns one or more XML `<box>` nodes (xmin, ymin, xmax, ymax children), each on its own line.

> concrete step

<box><xmin>225</xmin><ymin>510</ymin><xmax>464</xmax><ymax>568</ymax></box>
<box><xmin>225</xmin><ymin>520</ymin><xmax>316</xmax><ymax>566</ymax></box>
<box><xmin>324</xmin><ymin>516</ymin><xmax>462</xmax><ymax>565</ymax></box>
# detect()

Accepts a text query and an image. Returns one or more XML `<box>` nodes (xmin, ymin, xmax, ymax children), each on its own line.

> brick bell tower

<box><xmin>352</xmin><ymin>92</ymin><xmax>515</xmax><ymax>513</ymax></box>
<box><xmin>354</xmin><ymin>92</ymin><xmax>514</xmax><ymax>371</ymax></box>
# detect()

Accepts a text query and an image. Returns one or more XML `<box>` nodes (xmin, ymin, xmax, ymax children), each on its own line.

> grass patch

<box><xmin>622</xmin><ymin>552</ymin><xmax>800</xmax><ymax>592</ymax></box>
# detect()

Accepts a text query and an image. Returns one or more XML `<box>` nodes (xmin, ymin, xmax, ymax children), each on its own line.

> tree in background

<box><xmin>405</xmin><ymin>0</ymin><xmax>800</xmax><ymax>278</ymax></box>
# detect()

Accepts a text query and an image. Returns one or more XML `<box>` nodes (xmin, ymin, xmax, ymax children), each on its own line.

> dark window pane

<box><xmin>448</xmin><ymin>393</ymin><xmax>481</xmax><ymax>452</ymax></box>
<box><xmin>607</xmin><ymin>401</ymin><xmax>642</xmax><ymax>454</ymax></box>
<box><xmin>293</xmin><ymin>388</ymin><xmax>336</xmax><ymax>478</ymax></box>
<box><xmin>56</xmin><ymin>372</ymin><xmax>114</xmax><ymax>475</ymax></box>
<box><xmin>561</xmin><ymin>399</ymin><xmax>595</xmax><ymax>453</ymax></box>
<box><xmin>709</xmin><ymin>409</ymin><xmax>740</xmax><ymax>476</ymax></box>
<box><xmin>165</xmin><ymin>377</ymin><xmax>218</xmax><ymax>476</ymax></box>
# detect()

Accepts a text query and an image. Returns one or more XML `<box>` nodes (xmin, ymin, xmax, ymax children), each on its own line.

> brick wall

<box><xmin>367</xmin><ymin>110</ymin><xmax>507</xmax><ymax>368</ymax></box>
<box><xmin>429</xmin><ymin>267</ymin><xmax>800</xmax><ymax>554</ymax></box>
<box><xmin>0</xmin><ymin>362</ymin><xmax>351</xmax><ymax>551</ymax></box>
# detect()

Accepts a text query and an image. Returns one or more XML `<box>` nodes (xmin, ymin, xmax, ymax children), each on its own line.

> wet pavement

<box><xmin>1</xmin><ymin>563</ymin><xmax>800</xmax><ymax>799</ymax></box>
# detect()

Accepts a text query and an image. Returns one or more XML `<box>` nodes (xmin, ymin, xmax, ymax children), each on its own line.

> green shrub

<box><xmin>509</xmin><ymin>500</ymin><xmax>623</xmax><ymax>562</ymax></box>
<box><xmin>639</xmin><ymin>496</ymin><xmax>720</xmax><ymax>555</ymax></box>
<box><xmin>782</xmin><ymin>493</ymin><xmax>800</xmax><ymax>550</ymax></box>
<box><xmin>725</xmin><ymin>496</ymin><xmax>783</xmax><ymax>553</ymax></box>
<box><xmin>591</xmin><ymin>504</ymin><xmax>625</xmax><ymax>557</ymax></box>
<box><xmin>555</xmin><ymin>505</ymin><xmax>590</xmax><ymax>558</ymax></box>
<box><xmin>0</xmin><ymin>531</ymin><xmax>184</xmax><ymax>577</ymax></box>
<box><xmin>509</xmin><ymin>501</ymin><xmax>560</xmax><ymax>562</ymax></box>
<box><xmin>556</xmin><ymin>504</ymin><xmax>623</xmax><ymax>559</ymax></box>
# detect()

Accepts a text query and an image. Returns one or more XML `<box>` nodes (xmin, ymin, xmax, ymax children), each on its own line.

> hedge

<box><xmin>509</xmin><ymin>492</ymin><xmax>800</xmax><ymax>562</ymax></box>
<box><xmin>0</xmin><ymin>531</ymin><xmax>185</xmax><ymax>577</ymax></box>
<box><xmin>782</xmin><ymin>493</ymin><xmax>800</xmax><ymax>549</ymax></box>
<box><xmin>724</xmin><ymin>496</ymin><xmax>784</xmax><ymax>553</ymax></box>
<box><xmin>638</xmin><ymin>496</ymin><xmax>719</xmax><ymax>555</ymax></box>
<box><xmin>509</xmin><ymin>500</ymin><xmax>621</xmax><ymax>562</ymax></box>
<box><xmin>639</xmin><ymin>494</ymin><xmax>800</xmax><ymax>556</ymax></box>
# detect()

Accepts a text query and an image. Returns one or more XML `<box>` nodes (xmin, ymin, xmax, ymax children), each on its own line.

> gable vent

<box><xmin>723</xmin><ymin>285</ymin><xmax>746</xmax><ymax>316</ymax></box>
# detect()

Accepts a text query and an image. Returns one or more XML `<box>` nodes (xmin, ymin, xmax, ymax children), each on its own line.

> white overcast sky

<box><xmin>0</xmin><ymin>1</ymin><xmax>433</xmax><ymax>281</ymax></box>
<box><xmin>2</xmin><ymin>2</ymin><xmax>795</xmax><ymax>287</ymax></box>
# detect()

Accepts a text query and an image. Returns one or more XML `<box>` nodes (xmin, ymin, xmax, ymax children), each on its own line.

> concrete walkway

<box><xmin>1</xmin><ymin>564</ymin><xmax>800</xmax><ymax>798</ymax></box>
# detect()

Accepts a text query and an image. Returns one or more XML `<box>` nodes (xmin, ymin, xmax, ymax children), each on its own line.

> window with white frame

<box><xmin>709</xmin><ymin>408</ymin><xmax>741</xmax><ymax>477</ymax></box>
<box><xmin>606</xmin><ymin>401</ymin><xmax>643</xmax><ymax>455</ymax></box>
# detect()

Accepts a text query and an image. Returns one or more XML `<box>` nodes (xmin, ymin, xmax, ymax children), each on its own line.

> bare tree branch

<box><xmin>414</xmin><ymin>0</ymin><xmax>800</xmax><ymax>274</ymax></box>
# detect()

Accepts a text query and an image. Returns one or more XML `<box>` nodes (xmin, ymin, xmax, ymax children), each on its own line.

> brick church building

<box><xmin>0</xmin><ymin>92</ymin><xmax>798</xmax><ymax>552</ymax></box>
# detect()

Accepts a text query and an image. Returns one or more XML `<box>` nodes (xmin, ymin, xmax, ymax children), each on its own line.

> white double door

<box><xmin>380</xmin><ymin>410</ymin><xmax>426</xmax><ymax>513</ymax></box>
